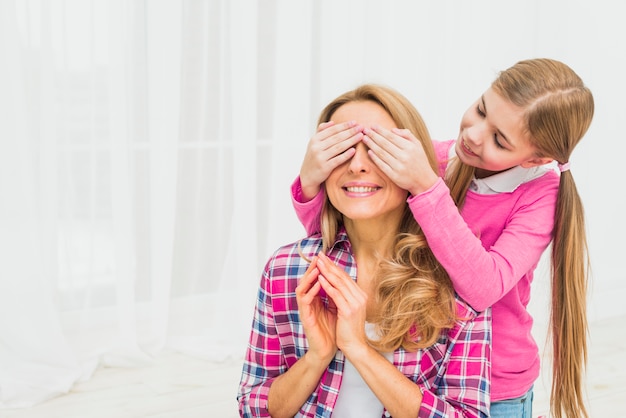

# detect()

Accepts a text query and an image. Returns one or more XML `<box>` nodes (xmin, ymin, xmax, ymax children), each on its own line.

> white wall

<box><xmin>255</xmin><ymin>0</ymin><xmax>626</xmax><ymax>326</ymax></box>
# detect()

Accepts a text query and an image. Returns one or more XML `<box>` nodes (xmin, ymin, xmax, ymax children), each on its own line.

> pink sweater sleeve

<box><xmin>291</xmin><ymin>176</ymin><xmax>324</xmax><ymax>235</ymax></box>
<box><xmin>408</xmin><ymin>177</ymin><xmax>557</xmax><ymax>311</ymax></box>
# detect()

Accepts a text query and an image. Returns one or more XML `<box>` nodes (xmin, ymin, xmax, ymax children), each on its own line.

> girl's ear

<box><xmin>520</xmin><ymin>157</ymin><xmax>553</xmax><ymax>168</ymax></box>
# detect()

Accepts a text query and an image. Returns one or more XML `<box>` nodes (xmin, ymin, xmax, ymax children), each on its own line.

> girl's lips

<box><xmin>460</xmin><ymin>139</ymin><xmax>478</xmax><ymax>157</ymax></box>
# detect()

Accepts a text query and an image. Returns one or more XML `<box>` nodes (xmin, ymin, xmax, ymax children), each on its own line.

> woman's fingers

<box><xmin>316</xmin><ymin>253</ymin><xmax>367</xmax><ymax>311</ymax></box>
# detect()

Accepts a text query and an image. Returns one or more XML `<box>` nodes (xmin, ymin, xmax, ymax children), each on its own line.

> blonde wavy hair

<box><xmin>317</xmin><ymin>84</ymin><xmax>457</xmax><ymax>351</ymax></box>
<box><xmin>446</xmin><ymin>58</ymin><xmax>594</xmax><ymax>418</ymax></box>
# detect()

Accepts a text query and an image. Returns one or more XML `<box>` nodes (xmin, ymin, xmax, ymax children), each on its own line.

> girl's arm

<box><xmin>291</xmin><ymin>176</ymin><xmax>325</xmax><ymax>236</ymax></box>
<box><xmin>408</xmin><ymin>176</ymin><xmax>557</xmax><ymax>311</ymax></box>
<box><xmin>365</xmin><ymin>128</ymin><xmax>557</xmax><ymax>311</ymax></box>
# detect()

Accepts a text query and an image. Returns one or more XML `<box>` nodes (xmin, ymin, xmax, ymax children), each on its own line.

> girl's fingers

<box><xmin>325</xmin><ymin>130</ymin><xmax>362</xmax><ymax>155</ymax></box>
<box><xmin>316</xmin><ymin>121</ymin><xmax>335</xmax><ymax>132</ymax></box>
<box><xmin>328</xmin><ymin>147</ymin><xmax>356</xmax><ymax>167</ymax></box>
<box><xmin>367</xmin><ymin>149</ymin><xmax>394</xmax><ymax>178</ymax></box>
<box><xmin>364</xmin><ymin>126</ymin><xmax>402</xmax><ymax>152</ymax></box>
<box><xmin>363</xmin><ymin>130</ymin><xmax>402</xmax><ymax>170</ymax></box>
<box><xmin>316</xmin><ymin>121</ymin><xmax>363</xmax><ymax>148</ymax></box>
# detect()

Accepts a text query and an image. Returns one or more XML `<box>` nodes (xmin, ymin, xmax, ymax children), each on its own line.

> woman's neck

<box><xmin>343</xmin><ymin>218</ymin><xmax>397</xmax><ymax>263</ymax></box>
<box><xmin>343</xmin><ymin>218</ymin><xmax>398</xmax><ymax>319</ymax></box>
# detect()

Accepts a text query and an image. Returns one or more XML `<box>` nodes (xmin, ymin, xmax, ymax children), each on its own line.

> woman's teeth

<box><xmin>346</xmin><ymin>186</ymin><xmax>377</xmax><ymax>193</ymax></box>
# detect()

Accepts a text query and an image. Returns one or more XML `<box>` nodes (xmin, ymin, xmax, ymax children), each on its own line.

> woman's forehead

<box><xmin>331</xmin><ymin>101</ymin><xmax>397</xmax><ymax>129</ymax></box>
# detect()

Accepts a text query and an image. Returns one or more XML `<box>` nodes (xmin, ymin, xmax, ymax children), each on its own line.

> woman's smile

<box><xmin>342</xmin><ymin>182</ymin><xmax>382</xmax><ymax>197</ymax></box>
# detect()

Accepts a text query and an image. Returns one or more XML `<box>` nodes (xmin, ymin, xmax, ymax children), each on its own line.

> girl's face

<box><xmin>325</xmin><ymin>101</ymin><xmax>407</xmax><ymax>225</ymax></box>
<box><xmin>455</xmin><ymin>87</ymin><xmax>552</xmax><ymax>178</ymax></box>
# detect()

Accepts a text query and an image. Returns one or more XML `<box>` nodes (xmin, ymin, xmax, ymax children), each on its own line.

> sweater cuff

<box><xmin>407</xmin><ymin>177</ymin><xmax>448</xmax><ymax>209</ymax></box>
<box><xmin>291</xmin><ymin>176</ymin><xmax>324</xmax><ymax>235</ymax></box>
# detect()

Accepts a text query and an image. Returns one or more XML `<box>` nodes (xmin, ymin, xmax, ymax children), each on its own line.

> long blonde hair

<box><xmin>318</xmin><ymin>84</ymin><xmax>456</xmax><ymax>350</ymax></box>
<box><xmin>448</xmin><ymin>58</ymin><xmax>594</xmax><ymax>418</ymax></box>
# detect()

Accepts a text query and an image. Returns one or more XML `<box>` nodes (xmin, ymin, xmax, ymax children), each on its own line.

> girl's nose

<box><xmin>348</xmin><ymin>142</ymin><xmax>371</xmax><ymax>173</ymax></box>
<box><xmin>465</xmin><ymin>122</ymin><xmax>487</xmax><ymax>147</ymax></box>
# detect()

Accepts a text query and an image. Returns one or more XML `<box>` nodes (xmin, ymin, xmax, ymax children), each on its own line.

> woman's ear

<box><xmin>520</xmin><ymin>157</ymin><xmax>553</xmax><ymax>168</ymax></box>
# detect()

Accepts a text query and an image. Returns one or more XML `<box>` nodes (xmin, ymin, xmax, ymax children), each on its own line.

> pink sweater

<box><xmin>291</xmin><ymin>140</ymin><xmax>559</xmax><ymax>401</ymax></box>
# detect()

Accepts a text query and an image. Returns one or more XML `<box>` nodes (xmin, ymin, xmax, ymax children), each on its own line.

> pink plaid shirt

<box><xmin>237</xmin><ymin>229</ymin><xmax>491</xmax><ymax>417</ymax></box>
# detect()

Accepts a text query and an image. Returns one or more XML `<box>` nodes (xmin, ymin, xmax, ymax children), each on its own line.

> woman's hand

<box><xmin>295</xmin><ymin>256</ymin><xmax>337</xmax><ymax>364</ymax></box>
<box><xmin>363</xmin><ymin>126</ymin><xmax>439</xmax><ymax>196</ymax></box>
<box><xmin>299</xmin><ymin>121</ymin><xmax>364</xmax><ymax>201</ymax></box>
<box><xmin>315</xmin><ymin>253</ymin><xmax>369</xmax><ymax>357</ymax></box>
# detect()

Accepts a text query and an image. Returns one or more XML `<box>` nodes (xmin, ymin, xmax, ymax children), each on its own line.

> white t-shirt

<box><xmin>331</xmin><ymin>323</ymin><xmax>393</xmax><ymax>417</ymax></box>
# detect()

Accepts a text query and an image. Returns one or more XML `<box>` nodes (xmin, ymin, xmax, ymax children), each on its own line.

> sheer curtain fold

<box><xmin>0</xmin><ymin>0</ymin><xmax>184</xmax><ymax>407</ymax></box>
<box><xmin>0</xmin><ymin>0</ymin><xmax>88</xmax><ymax>408</ymax></box>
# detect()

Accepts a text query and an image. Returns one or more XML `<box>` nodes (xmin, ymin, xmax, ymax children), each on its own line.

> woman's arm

<box><xmin>316</xmin><ymin>254</ymin><xmax>490</xmax><ymax>417</ymax></box>
<box><xmin>237</xmin><ymin>266</ymin><xmax>286</xmax><ymax>417</ymax></box>
<box><xmin>416</xmin><ymin>304</ymin><xmax>491</xmax><ymax>418</ymax></box>
<box><xmin>238</xmin><ymin>255</ymin><xmax>339</xmax><ymax>417</ymax></box>
<box><xmin>347</xmin><ymin>304</ymin><xmax>491</xmax><ymax>418</ymax></box>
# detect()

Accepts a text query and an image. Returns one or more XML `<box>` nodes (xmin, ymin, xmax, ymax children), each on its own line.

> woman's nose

<box><xmin>348</xmin><ymin>143</ymin><xmax>371</xmax><ymax>173</ymax></box>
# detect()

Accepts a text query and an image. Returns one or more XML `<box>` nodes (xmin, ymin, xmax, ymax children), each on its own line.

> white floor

<box><xmin>2</xmin><ymin>315</ymin><xmax>625</xmax><ymax>418</ymax></box>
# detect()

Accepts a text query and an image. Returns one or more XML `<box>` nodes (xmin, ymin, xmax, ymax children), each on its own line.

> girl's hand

<box><xmin>315</xmin><ymin>253</ymin><xmax>368</xmax><ymax>356</ymax></box>
<box><xmin>299</xmin><ymin>121</ymin><xmax>364</xmax><ymax>201</ymax></box>
<box><xmin>295</xmin><ymin>257</ymin><xmax>337</xmax><ymax>364</ymax></box>
<box><xmin>363</xmin><ymin>126</ymin><xmax>439</xmax><ymax>196</ymax></box>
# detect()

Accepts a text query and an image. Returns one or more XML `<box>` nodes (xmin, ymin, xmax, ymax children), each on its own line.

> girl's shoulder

<box><xmin>433</xmin><ymin>139</ymin><xmax>455</xmax><ymax>158</ymax></box>
<box><xmin>516</xmin><ymin>168</ymin><xmax>560</xmax><ymax>200</ymax></box>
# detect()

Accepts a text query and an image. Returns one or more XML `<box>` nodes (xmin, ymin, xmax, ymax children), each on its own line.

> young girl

<box><xmin>239</xmin><ymin>84</ymin><xmax>491</xmax><ymax>417</ymax></box>
<box><xmin>291</xmin><ymin>58</ymin><xmax>593</xmax><ymax>418</ymax></box>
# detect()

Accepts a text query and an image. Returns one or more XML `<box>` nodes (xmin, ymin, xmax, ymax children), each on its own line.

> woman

<box><xmin>238</xmin><ymin>84</ymin><xmax>491</xmax><ymax>417</ymax></box>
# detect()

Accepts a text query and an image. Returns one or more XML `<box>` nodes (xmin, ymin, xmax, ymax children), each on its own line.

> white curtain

<box><xmin>1</xmin><ymin>0</ymin><xmax>624</xmax><ymax>409</ymax></box>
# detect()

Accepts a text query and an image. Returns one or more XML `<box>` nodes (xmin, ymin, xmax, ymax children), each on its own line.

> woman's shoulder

<box><xmin>264</xmin><ymin>234</ymin><xmax>323</xmax><ymax>270</ymax></box>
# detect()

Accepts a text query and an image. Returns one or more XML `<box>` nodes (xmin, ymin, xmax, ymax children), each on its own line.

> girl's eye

<box><xmin>477</xmin><ymin>104</ymin><xmax>505</xmax><ymax>149</ymax></box>
<box><xmin>494</xmin><ymin>135</ymin><xmax>505</xmax><ymax>149</ymax></box>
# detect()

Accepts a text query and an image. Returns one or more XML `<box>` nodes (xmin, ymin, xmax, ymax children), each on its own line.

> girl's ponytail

<box><xmin>493</xmin><ymin>58</ymin><xmax>594</xmax><ymax>418</ymax></box>
<box><xmin>550</xmin><ymin>170</ymin><xmax>590</xmax><ymax>418</ymax></box>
